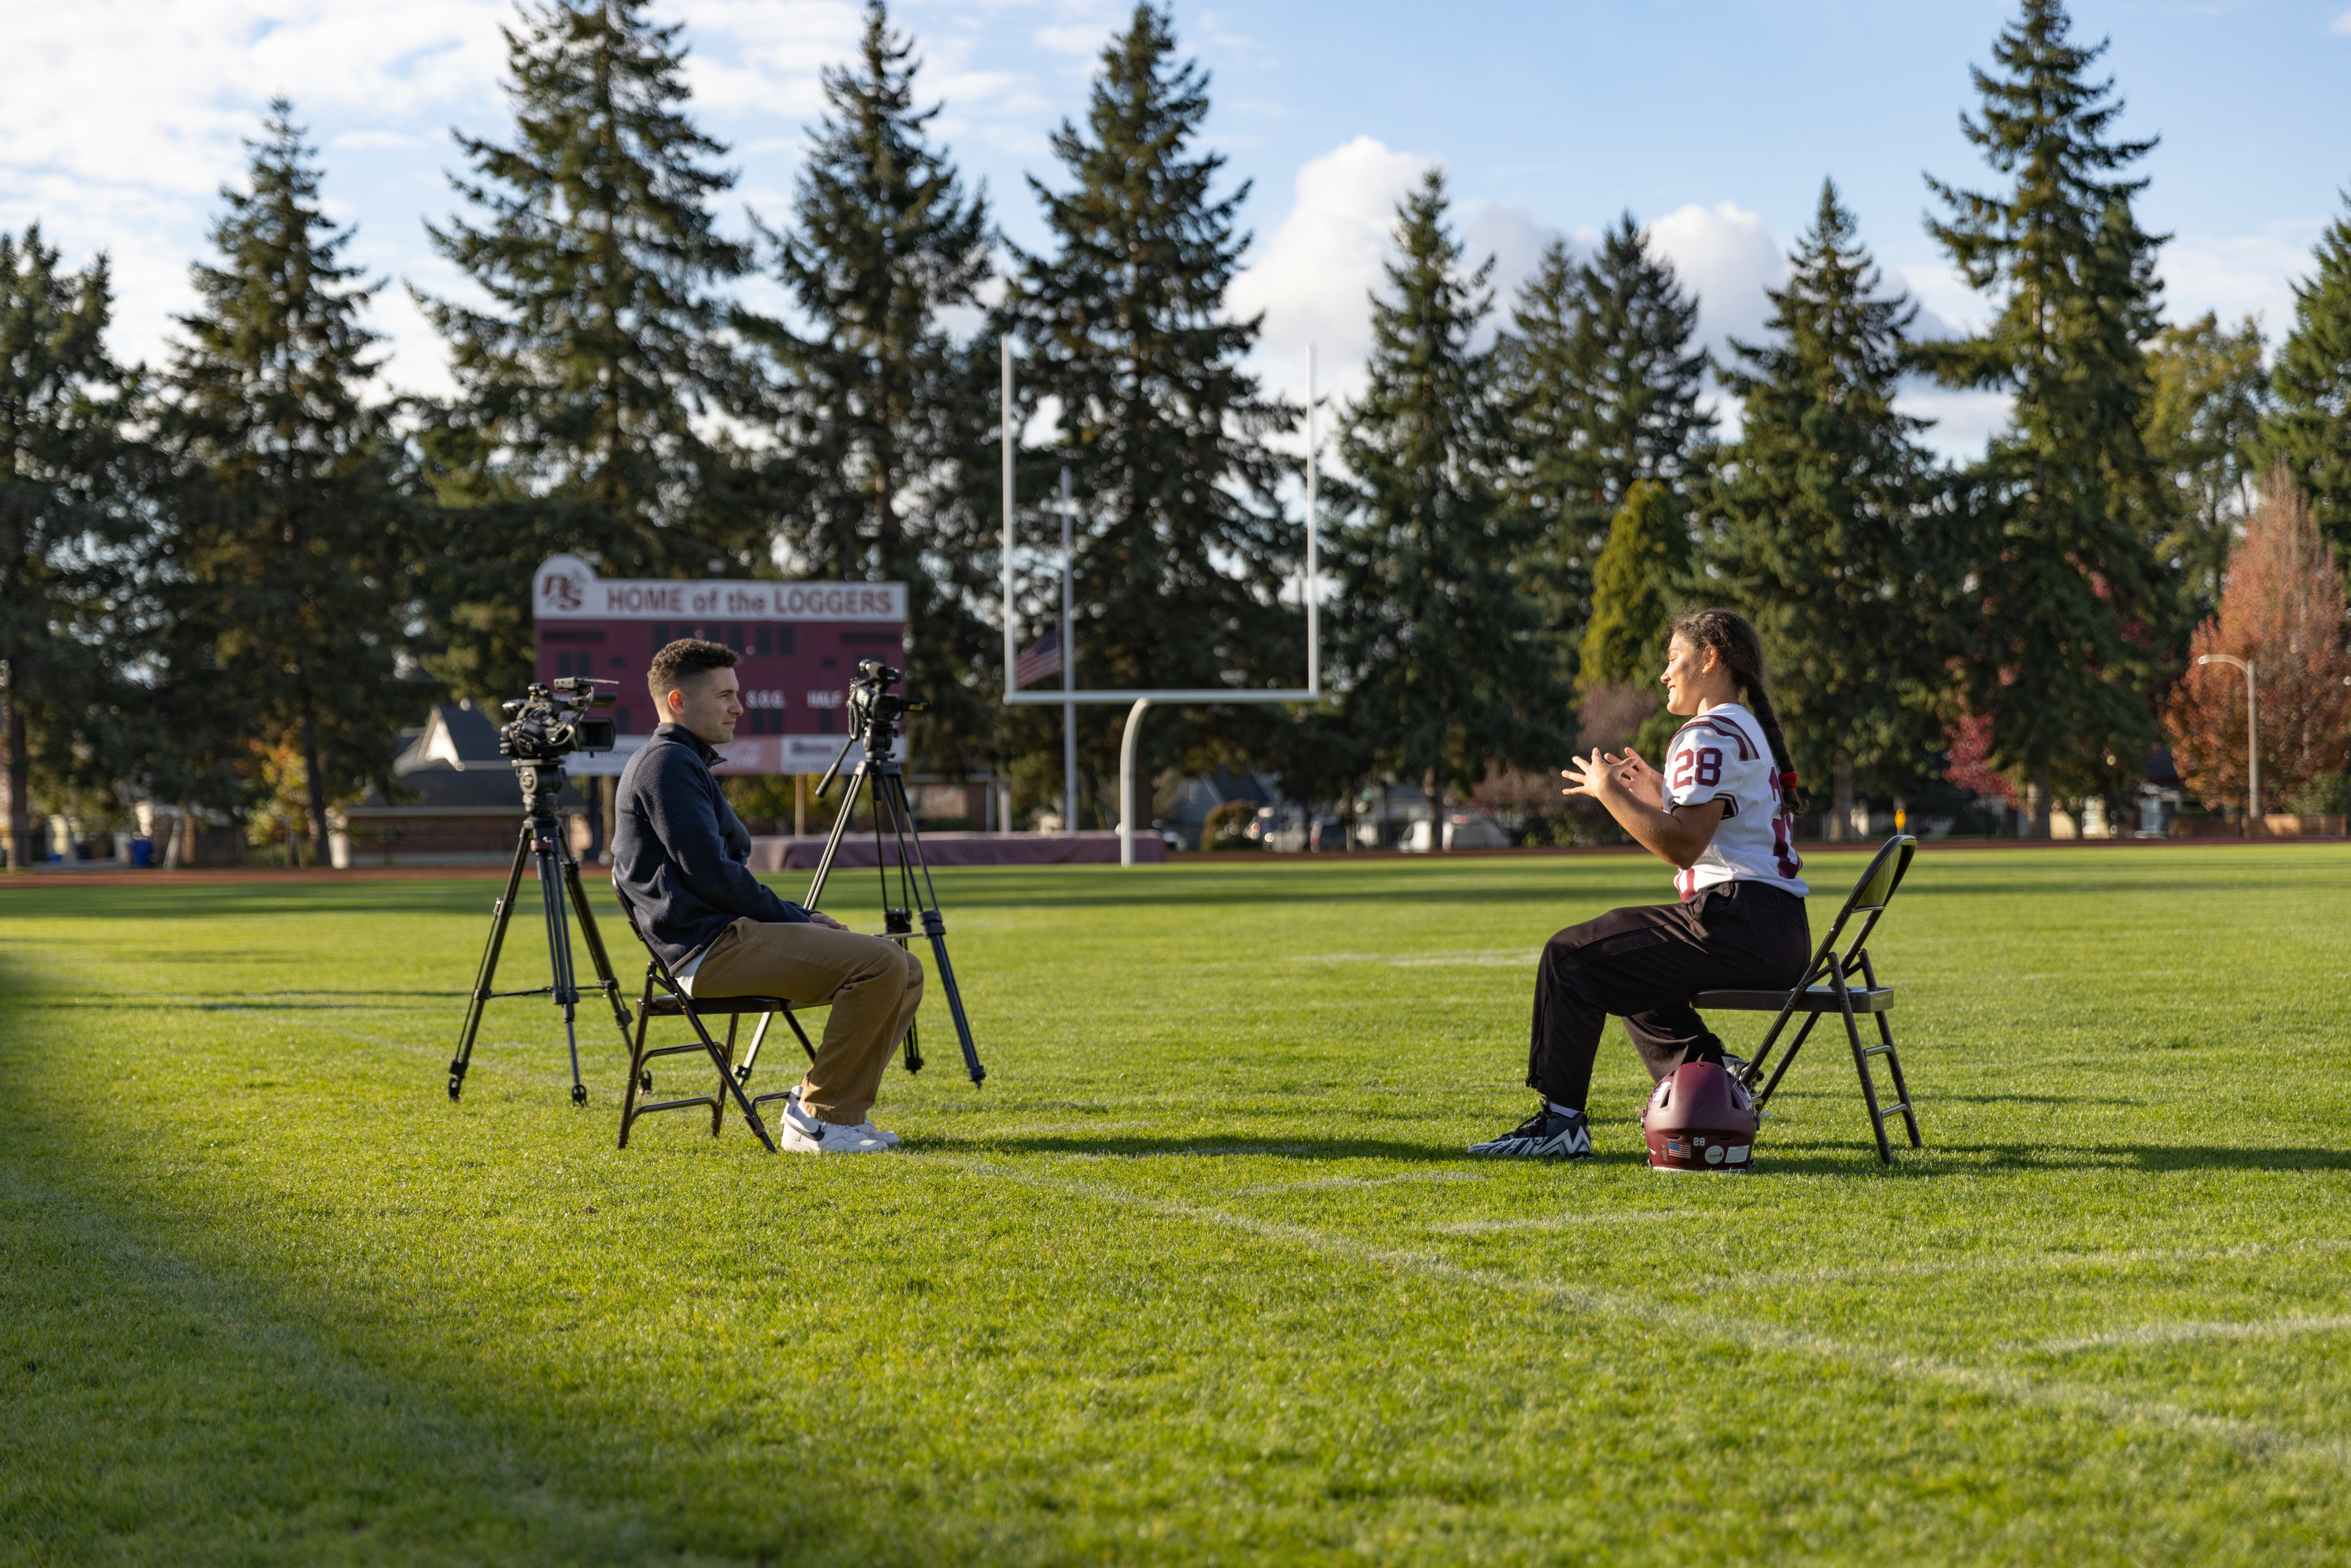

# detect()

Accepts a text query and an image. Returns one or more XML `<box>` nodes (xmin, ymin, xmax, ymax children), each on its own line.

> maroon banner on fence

<box><xmin>748</xmin><ymin>831</ymin><xmax>1164</xmax><ymax>872</ymax></box>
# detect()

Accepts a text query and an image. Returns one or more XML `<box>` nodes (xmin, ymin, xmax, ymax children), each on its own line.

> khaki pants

<box><xmin>689</xmin><ymin>919</ymin><xmax>923</xmax><ymax>1125</ymax></box>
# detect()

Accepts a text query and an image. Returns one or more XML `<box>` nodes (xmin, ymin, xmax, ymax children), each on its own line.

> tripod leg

<box><xmin>538</xmin><ymin>834</ymin><xmax>586</xmax><ymax>1107</ymax></box>
<box><xmin>802</xmin><ymin>760</ymin><xmax>870</xmax><ymax>910</ymax></box>
<box><xmin>736</xmin><ymin>1012</ymin><xmax>772</xmax><ymax>1084</ymax></box>
<box><xmin>561</xmin><ymin>848</ymin><xmax>637</xmax><ymax>1049</ymax></box>
<box><xmin>880</xmin><ymin>771</ymin><xmax>985</xmax><ymax>1086</ymax></box>
<box><xmin>449</xmin><ymin>826</ymin><xmax>533</xmax><ymax>1101</ymax></box>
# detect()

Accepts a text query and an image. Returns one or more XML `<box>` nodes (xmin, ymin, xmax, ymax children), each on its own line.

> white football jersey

<box><xmin>1660</xmin><ymin>702</ymin><xmax>1808</xmax><ymax>902</ymax></box>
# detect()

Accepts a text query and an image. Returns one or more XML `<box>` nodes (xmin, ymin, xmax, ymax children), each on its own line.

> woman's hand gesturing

<box><xmin>1606</xmin><ymin>746</ymin><xmax>1664</xmax><ymax>809</ymax></box>
<box><xmin>1562</xmin><ymin>746</ymin><xmax>1663</xmax><ymax>808</ymax></box>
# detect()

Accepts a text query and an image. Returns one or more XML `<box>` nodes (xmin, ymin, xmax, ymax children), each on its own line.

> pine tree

<box><xmin>1925</xmin><ymin>0</ymin><xmax>2172</xmax><ymax>833</ymax></box>
<box><xmin>157</xmin><ymin>104</ymin><xmax>413</xmax><ymax>864</ymax></box>
<box><xmin>1580</xmin><ymin>480</ymin><xmax>1686</xmax><ymax>693</ymax></box>
<box><xmin>2260</xmin><ymin>194</ymin><xmax>2351</xmax><ymax>549</ymax></box>
<box><xmin>1004</xmin><ymin>4</ymin><xmax>1297</xmax><ymax>799</ymax></box>
<box><xmin>418</xmin><ymin>0</ymin><xmax>755</xmax><ymax>695</ymax></box>
<box><xmin>743</xmin><ymin>1</ymin><xmax>998</xmax><ymax>768</ymax></box>
<box><xmin>1700</xmin><ymin>180</ymin><xmax>1948</xmax><ymax>833</ymax></box>
<box><xmin>1328</xmin><ymin>171</ymin><xmax>1559</xmax><ymax>837</ymax></box>
<box><xmin>1499</xmin><ymin>217</ymin><xmax>1711</xmax><ymax>680</ymax></box>
<box><xmin>0</xmin><ymin>227</ymin><xmax>133</xmax><ymax>870</ymax></box>
<box><xmin>2146</xmin><ymin>311</ymin><xmax>2269</xmax><ymax>626</ymax></box>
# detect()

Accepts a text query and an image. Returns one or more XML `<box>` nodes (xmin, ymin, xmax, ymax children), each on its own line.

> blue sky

<box><xmin>5</xmin><ymin>0</ymin><xmax>2346</xmax><ymax>457</ymax></box>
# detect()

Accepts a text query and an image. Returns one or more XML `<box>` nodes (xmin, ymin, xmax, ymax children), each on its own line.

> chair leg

<box><xmin>714</xmin><ymin>1016</ymin><xmax>738</xmax><ymax>1137</ymax></box>
<box><xmin>674</xmin><ymin>1000</ymin><xmax>778</xmax><ymax>1155</ymax></box>
<box><xmin>1755</xmin><ymin>1014</ymin><xmax>1822</xmax><ymax>1108</ymax></box>
<box><xmin>619</xmin><ymin>974</ymin><xmax>655</xmax><ymax>1150</ymax></box>
<box><xmin>1739</xmin><ymin>1012</ymin><xmax>1793</xmax><ymax>1094</ymax></box>
<box><xmin>1841</xmin><ymin>998</ymin><xmax>1895</xmax><ymax>1165</ymax></box>
<box><xmin>1875</xmin><ymin>1011</ymin><xmax>1923</xmax><ymax>1149</ymax></box>
<box><xmin>782</xmin><ymin>1006</ymin><xmax>817</xmax><ymax>1063</ymax></box>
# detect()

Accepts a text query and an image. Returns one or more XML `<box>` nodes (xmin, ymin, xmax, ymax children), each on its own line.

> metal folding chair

<box><xmin>1695</xmin><ymin>834</ymin><xmax>1921</xmax><ymax>1163</ymax></box>
<box><xmin>610</xmin><ymin>899</ymin><xmax>822</xmax><ymax>1153</ymax></box>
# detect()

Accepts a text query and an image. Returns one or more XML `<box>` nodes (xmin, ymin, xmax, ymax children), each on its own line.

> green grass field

<box><xmin>4</xmin><ymin>846</ymin><xmax>2349</xmax><ymax>1565</ymax></box>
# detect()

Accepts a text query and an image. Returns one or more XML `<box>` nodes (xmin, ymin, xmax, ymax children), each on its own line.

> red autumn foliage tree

<box><xmin>2164</xmin><ymin>467</ymin><xmax>2351</xmax><ymax>815</ymax></box>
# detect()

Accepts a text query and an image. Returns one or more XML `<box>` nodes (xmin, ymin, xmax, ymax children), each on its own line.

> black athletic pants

<box><xmin>1527</xmin><ymin>880</ymin><xmax>1811</xmax><ymax>1111</ymax></box>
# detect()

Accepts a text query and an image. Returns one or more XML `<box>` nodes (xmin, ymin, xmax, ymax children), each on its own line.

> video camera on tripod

<box><xmin>446</xmin><ymin>676</ymin><xmax>634</xmax><ymax>1109</ymax></box>
<box><xmin>803</xmin><ymin>658</ymin><xmax>987</xmax><ymax>1087</ymax></box>
<box><xmin>498</xmin><ymin>677</ymin><xmax>619</xmax><ymax>764</ymax></box>
<box><xmin>817</xmin><ymin>659</ymin><xmax>925</xmax><ymax>794</ymax></box>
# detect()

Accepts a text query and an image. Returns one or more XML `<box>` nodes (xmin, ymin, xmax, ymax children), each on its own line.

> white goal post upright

<box><xmin>1000</xmin><ymin>335</ymin><xmax>1324</xmax><ymax>865</ymax></box>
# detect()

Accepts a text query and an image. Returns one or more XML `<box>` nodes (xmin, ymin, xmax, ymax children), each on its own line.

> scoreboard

<box><xmin>531</xmin><ymin>554</ymin><xmax>907</xmax><ymax>775</ymax></box>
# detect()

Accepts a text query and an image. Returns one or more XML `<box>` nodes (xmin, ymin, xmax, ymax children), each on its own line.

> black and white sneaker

<box><xmin>1719</xmin><ymin>1054</ymin><xmax>1768</xmax><ymax>1118</ymax></box>
<box><xmin>1467</xmin><ymin>1105</ymin><xmax>1591</xmax><ymax>1160</ymax></box>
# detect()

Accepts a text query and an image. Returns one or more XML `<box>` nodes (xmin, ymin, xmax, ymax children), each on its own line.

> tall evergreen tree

<box><xmin>0</xmin><ymin>227</ymin><xmax>132</xmax><ymax>870</ymax></box>
<box><xmin>743</xmin><ymin>2</ymin><xmax>998</xmax><ymax>767</ymax></box>
<box><xmin>2146</xmin><ymin>311</ymin><xmax>2269</xmax><ymax>626</ymax></box>
<box><xmin>1700</xmin><ymin>180</ymin><xmax>1949</xmax><ymax>833</ymax></box>
<box><xmin>419</xmin><ymin>0</ymin><xmax>755</xmax><ymax>696</ymax></box>
<box><xmin>1328</xmin><ymin>171</ymin><xmax>1559</xmax><ymax>836</ymax></box>
<box><xmin>1005</xmin><ymin>4</ymin><xmax>1296</xmax><ymax>799</ymax></box>
<box><xmin>1925</xmin><ymin>0</ymin><xmax>2172</xmax><ymax>833</ymax></box>
<box><xmin>157</xmin><ymin>104</ymin><xmax>412</xmax><ymax>864</ymax></box>
<box><xmin>1580</xmin><ymin>480</ymin><xmax>1687</xmax><ymax>694</ymax></box>
<box><xmin>1500</xmin><ymin>217</ymin><xmax>1711</xmax><ymax>679</ymax></box>
<box><xmin>2260</xmin><ymin>193</ymin><xmax>2351</xmax><ymax>549</ymax></box>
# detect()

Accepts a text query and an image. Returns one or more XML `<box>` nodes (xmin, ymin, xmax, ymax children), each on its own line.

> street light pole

<box><xmin>2196</xmin><ymin>653</ymin><xmax>2258</xmax><ymax>824</ymax></box>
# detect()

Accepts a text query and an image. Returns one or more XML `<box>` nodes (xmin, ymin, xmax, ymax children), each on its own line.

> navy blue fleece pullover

<box><xmin>611</xmin><ymin>723</ymin><xmax>809</xmax><ymax>968</ymax></box>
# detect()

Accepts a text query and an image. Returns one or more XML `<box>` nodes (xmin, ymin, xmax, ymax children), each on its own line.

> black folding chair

<box><xmin>1695</xmin><ymin>834</ymin><xmax>1922</xmax><ymax>1164</ymax></box>
<box><xmin>610</xmin><ymin>898</ymin><xmax>822</xmax><ymax>1153</ymax></box>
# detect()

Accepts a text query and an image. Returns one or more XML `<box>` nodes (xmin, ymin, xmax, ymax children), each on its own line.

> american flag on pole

<box><xmin>1014</xmin><ymin>627</ymin><xmax>1062</xmax><ymax>688</ymax></box>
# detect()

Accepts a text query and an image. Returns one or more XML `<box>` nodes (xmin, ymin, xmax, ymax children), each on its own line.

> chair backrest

<box><xmin>1798</xmin><ymin>834</ymin><xmax>1917</xmax><ymax>989</ymax></box>
<box><xmin>608</xmin><ymin>885</ymin><xmax>681</xmax><ymax>989</ymax></box>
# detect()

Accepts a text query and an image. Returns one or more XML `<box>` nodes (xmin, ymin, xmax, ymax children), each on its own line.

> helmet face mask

<box><xmin>1642</xmin><ymin>1060</ymin><xmax>1760</xmax><ymax>1172</ymax></box>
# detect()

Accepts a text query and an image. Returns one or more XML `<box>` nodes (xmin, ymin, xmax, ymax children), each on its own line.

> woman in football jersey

<box><xmin>1469</xmin><ymin>608</ymin><xmax>1812</xmax><ymax>1160</ymax></box>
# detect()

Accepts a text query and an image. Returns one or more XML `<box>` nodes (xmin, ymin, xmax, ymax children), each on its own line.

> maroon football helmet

<box><xmin>1642</xmin><ymin>1060</ymin><xmax>1759</xmax><ymax>1172</ymax></box>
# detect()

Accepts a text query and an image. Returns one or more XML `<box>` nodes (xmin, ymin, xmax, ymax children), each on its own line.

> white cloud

<box><xmin>1645</xmin><ymin>200</ymin><xmax>1785</xmax><ymax>362</ymax></box>
<box><xmin>1460</xmin><ymin>202</ymin><xmax>1562</xmax><ymax>309</ymax></box>
<box><xmin>1228</xmin><ymin>135</ymin><xmax>1435</xmax><ymax>411</ymax></box>
<box><xmin>1896</xmin><ymin>384</ymin><xmax>2015</xmax><ymax>464</ymax></box>
<box><xmin>2331</xmin><ymin>6</ymin><xmax>2351</xmax><ymax>36</ymax></box>
<box><xmin>2161</xmin><ymin>223</ymin><xmax>2326</xmax><ymax>334</ymax></box>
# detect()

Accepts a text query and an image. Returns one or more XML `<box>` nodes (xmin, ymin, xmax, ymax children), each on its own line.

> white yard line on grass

<box><xmin>1431</xmin><ymin>1210</ymin><xmax>1699</xmax><ymax>1233</ymax></box>
<box><xmin>1290</xmin><ymin>952</ymin><xmax>1538</xmax><ymax>967</ymax></box>
<box><xmin>937</xmin><ymin>1155</ymin><xmax>2351</xmax><ymax>1474</ymax></box>
<box><xmin>2029</xmin><ymin>1314</ymin><xmax>2351</xmax><ymax>1355</ymax></box>
<box><xmin>1231</xmin><ymin>1172</ymin><xmax>1489</xmax><ymax>1197</ymax></box>
<box><xmin>1733</xmin><ymin>1237</ymin><xmax>2351</xmax><ymax>1289</ymax></box>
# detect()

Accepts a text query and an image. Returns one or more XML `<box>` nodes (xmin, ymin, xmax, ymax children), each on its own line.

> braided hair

<box><xmin>1669</xmin><ymin>608</ymin><xmax>1809</xmax><ymax>815</ymax></box>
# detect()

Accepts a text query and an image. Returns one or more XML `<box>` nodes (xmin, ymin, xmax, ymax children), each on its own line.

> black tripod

<box><xmin>446</xmin><ymin>761</ymin><xmax>634</xmax><ymax>1105</ymax></box>
<box><xmin>753</xmin><ymin>662</ymin><xmax>984</xmax><ymax>1087</ymax></box>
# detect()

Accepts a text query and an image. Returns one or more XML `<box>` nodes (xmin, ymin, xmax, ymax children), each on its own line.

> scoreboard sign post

<box><xmin>532</xmin><ymin>554</ymin><xmax>907</xmax><ymax>776</ymax></box>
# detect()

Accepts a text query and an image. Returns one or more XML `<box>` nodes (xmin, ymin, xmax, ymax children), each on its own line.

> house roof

<box><xmin>355</xmin><ymin>701</ymin><xmax>589</xmax><ymax>811</ymax></box>
<box><xmin>394</xmin><ymin>701</ymin><xmax>505</xmax><ymax>775</ymax></box>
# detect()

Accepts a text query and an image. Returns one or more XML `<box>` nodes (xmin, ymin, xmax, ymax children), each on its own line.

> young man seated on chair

<box><xmin>612</xmin><ymin>637</ymin><xmax>922</xmax><ymax>1154</ymax></box>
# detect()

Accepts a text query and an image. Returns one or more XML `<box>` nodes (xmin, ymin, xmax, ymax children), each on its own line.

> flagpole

<box><xmin>1061</xmin><ymin>466</ymin><xmax>1077</xmax><ymax>835</ymax></box>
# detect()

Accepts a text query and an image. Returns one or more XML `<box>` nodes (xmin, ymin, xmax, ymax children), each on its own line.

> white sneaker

<box><xmin>779</xmin><ymin>1097</ymin><xmax>893</xmax><ymax>1153</ymax></box>
<box><xmin>784</xmin><ymin>1085</ymin><xmax>901</xmax><ymax>1148</ymax></box>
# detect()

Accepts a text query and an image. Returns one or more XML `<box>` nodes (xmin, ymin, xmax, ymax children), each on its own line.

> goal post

<box><xmin>999</xmin><ymin>336</ymin><xmax>1326</xmax><ymax>864</ymax></box>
